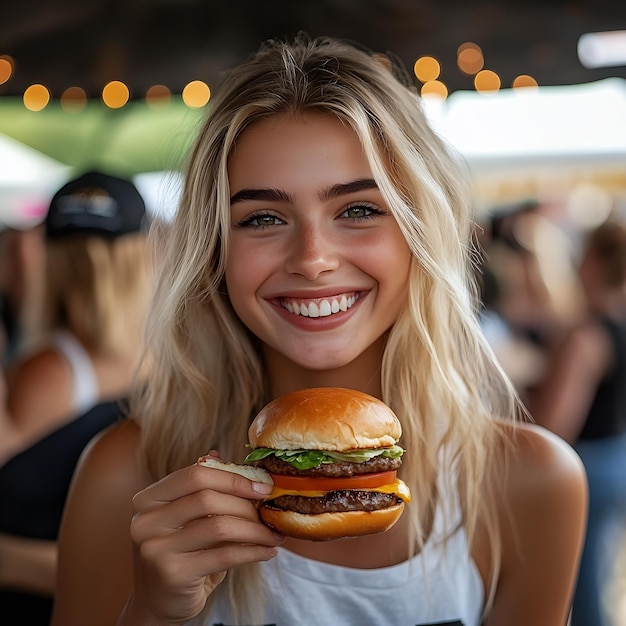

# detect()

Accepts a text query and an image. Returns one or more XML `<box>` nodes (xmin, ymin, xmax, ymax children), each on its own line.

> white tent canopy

<box><xmin>0</xmin><ymin>133</ymin><xmax>71</xmax><ymax>228</ymax></box>
<box><xmin>425</xmin><ymin>77</ymin><xmax>626</xmax><ymax>171</ymax></box>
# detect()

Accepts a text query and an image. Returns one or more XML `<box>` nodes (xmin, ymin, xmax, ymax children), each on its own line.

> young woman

<box><xmin>51</xmin><ymin>36</ymin><xmax>586</xmax><ymax>626</ymax></box>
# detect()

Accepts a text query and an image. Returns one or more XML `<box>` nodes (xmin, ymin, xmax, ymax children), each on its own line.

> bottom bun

<box><xmin>259</xmin><ymin>502</ymin><xmax>404</xmax><ymax>541</ymax></box>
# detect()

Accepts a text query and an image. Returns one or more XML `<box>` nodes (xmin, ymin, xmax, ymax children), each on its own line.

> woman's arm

<box><xmin>51</xmin><ymin>419</ymin><xmax>145</xmax><ymax>626</ymax></box>
<box><xmin>528</xmin><ymin>323</ymin><xmax>609</xmax><ymax>443</ymax></box>
<box><xmin>52</xmin><ymin>419</ymin><xmax>283</xmax><ymax>626</ymax></box>
<box><xmin>0</xmin><ymin>533</ymin><xmax>57</xmax><ymax>594</ymax></box>
<box><xmin>485</xmin><ymin>423</ymin><xmax>587</xmax><ymax>626</ymax></box>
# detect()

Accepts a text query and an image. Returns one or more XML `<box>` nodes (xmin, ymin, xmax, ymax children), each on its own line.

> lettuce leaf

<box><xmin>244</xmin><ymin>444</ymin><xmax>404</xmax><ymax>471</ymax></box>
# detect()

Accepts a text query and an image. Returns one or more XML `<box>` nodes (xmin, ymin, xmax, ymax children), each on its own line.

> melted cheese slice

<box><xmin>264</xmin><ymin>478</ymin><xmax>411</xmax><ymax>503</ymax></box>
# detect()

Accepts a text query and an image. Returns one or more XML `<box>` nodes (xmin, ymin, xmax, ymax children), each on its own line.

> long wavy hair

<box><xmin>134</xmin><ymin>34</ymin><xmax>524</xmax><ymax>621</ymax></box>
<box><xmin>35</xmin><ymin>232</ymin><xmax>151</xmax><ymax>358</ymax></box>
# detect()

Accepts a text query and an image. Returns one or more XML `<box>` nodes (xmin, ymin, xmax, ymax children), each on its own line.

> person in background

<box><xmin>529</xmin><ymin>218</ymin><xmax>626</xmax><ymax>626</ymax></box>
<box><xmin>0</xmin><ymin>170</ymin><xmax>153</xmax><ymax>625</ymax></box>
<box><xmin>52</xmin><ymin>36</ymin><xmax>585</xmax><ymax>626</ymax></box>
<box><xmin>0</xmin><ymin>223</ymin><xmax>46</xmax><ymax>365</ymax></box>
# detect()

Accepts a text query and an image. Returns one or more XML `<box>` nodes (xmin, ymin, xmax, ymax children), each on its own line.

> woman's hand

<box><xmin>121</xmin><ymin>459</ymin><xmax>283</xmax><ymax>624</ymax></box>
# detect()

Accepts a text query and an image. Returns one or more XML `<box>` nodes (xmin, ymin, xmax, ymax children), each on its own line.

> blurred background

<box><xmin>1</xmin><ymin>2</ymin><xmax>626</xmax><ymax>624</ymax></box>
<box><xmin>0</xmin><ymin>0</ymin><xmax>625</xmax><ymax>227</ymax></box>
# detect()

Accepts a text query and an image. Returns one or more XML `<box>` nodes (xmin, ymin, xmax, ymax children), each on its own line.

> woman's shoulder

<box><xmin>484</xmin><ymin>418</ymin><xmax>587</xmax><ymax>542</ymax></box>
<box><xmin>496</xmin><ymin>419</ymin><xmax>586</xmax><ymax>486</ymax></box>
<box><xmin>7</xmin><ymin>346</ymin><xmax>74</xmax><ymax>433</ymax></box>
<box><xmin>72</xmin><ymin>417</ymin><xmax>147</xmax><ymax>499</ymax></box>
<box><xmin>483</xmin><ymin>419</ymin><xmax>588</xmax><ymax>623</ymax></box>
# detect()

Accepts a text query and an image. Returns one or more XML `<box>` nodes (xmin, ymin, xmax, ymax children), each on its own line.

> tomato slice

<box><xmin>270</xmin><ymin>470</ymin><xmax>397</xmax><ymax>492</ymax></box>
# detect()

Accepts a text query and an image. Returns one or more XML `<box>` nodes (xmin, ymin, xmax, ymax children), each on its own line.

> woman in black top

<box><xmin>530</xmin><ymin>219</ymin><xmax>626</xmax><ymax>626</ymax></box>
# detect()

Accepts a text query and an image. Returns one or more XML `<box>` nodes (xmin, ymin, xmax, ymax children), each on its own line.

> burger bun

<box><xmin>196</xmin><ymin>456</ymin><xmax>273</xmax><ymax>486</ymax></box>
<box><xmin>259</xmin><ymin>501</ymin><xmax>405</xmax><ymax>541</ymax></box>
<box><xmin>248</xmin><ymin>387</ymin><xmax>402</xmax><ymax>452</ymax></box>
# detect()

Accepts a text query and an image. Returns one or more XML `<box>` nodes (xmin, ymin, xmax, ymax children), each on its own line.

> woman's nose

<box><xmin>285</xmin><ymin>222</ymin><xmax>340</xmax><ymax>280</ymax></box>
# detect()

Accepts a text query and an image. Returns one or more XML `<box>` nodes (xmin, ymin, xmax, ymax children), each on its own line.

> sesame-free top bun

<box><xmin>248</xmin><ymin>387</ymin><xmax>401</xmax><ymax>451</ymax></box>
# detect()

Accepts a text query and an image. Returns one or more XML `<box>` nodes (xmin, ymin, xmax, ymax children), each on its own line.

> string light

<box><xmin>512</xmin><ymin>74</ymin><xmax>539</xmax><ymax>89</ymax></box>
<box><xmin>474</xmin><ymin>69</ymin><xmax>501</xmax><ymax>93</ymax></box>
<box><xmin>61</xmin><ymin>86</ymin><xmax>87</xmax><ymax>112</ymax></box>
<box><xmin>421</xmin><ymin>80</ymin><xmax>448</xmax><ymax>99</ymax></box>
<box><xmin>102</xmin><ymin>80</ymin><xmax>130</xmax><ymax>108</ymax></box>
<box><xmin>23</xmin><ymin>84</ymin><xmax>50</xmax><ymax>111</ymax></box>
<box><xmin>182</xmin><ymin>80</ymin><xmax>210</xmax><ymax>107</ymax></box>
<box><xmin>457</xmin><ymin>42</ymin><xmax>484</xmax><ymax>75</ymax></box>
<box><xmin>413</xmin><ymin>56</ymin><xmax>441</xmax><ymax>82</ymax></box>
<box><xmin>0</xmin><ymin>55</ymin><xmax>14</xmax><ymax>85</ymax></box>
<box><xmin>7</xmin><ymin>45</ymin><xmax>539</xmax><ymax>107</ymax></box>
<box><xmin>146</xmin><ymin>84</ymin><xmax>172</xmax><ymax>106</ymax></box>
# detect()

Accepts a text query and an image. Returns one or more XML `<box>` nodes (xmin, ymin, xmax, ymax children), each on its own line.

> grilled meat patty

<box><xmin>268</xmin><ymin>490</ymin><xmax>402</xmax><ymax>514</ymax></box>
<box><xmin>255</xmin><ymin>454</ymin><xmax>402</xmax><ymax>477</ymax></box>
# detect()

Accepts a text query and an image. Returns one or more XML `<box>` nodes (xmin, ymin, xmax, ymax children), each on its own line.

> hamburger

<box><xmin>244</xmin><ymin>387</ymin><xmax>411</xmax><ymax>541</ymax></box>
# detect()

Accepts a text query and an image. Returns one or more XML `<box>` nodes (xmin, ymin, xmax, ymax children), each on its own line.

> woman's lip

<box><xmin>269</xmin><ymin>291</ymin><xmax>368</xmax><ymax>330</ymax></box>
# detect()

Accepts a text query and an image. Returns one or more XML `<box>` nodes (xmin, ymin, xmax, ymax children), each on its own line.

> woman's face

<box><xmin>226</xmin><ymin>113</ymin><xmax>412</xmax><ymax>372</ymax></box>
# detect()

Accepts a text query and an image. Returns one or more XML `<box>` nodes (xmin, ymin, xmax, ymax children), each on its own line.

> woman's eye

<box><xmin>239</xmin><ymin>212</ymin><xmax>285</xmax><ymax>228</ymax></box>
<box><xmin>342</xmin><ymin>203</ymin><xmax>383</xmax><ymax>220</ymax></box>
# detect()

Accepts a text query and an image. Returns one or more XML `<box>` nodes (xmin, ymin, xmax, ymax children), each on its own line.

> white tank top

<box><xmin>52</xmin><ymin>330</ymin><xmax>99</xmax><ymax>414</ymax></box>
<box><xmin>203</xmin><ymin>481</ymin><xmax>484</xmax><ymax>626</ymax></box>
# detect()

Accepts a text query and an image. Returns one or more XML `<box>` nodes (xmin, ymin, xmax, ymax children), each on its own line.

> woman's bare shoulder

<box><xmin>7</xmin><ymin>347</ymin><xmax>72</xmax><ymax>430</ymax></box>
<box><xmin>53</xmin><ymin>419</ymin><xmax>147</xmax><ymax>625</ymax></box>
<box><xmin>483</xmin><ymin>419</ymin><xmax>588</xmax><ymax>625</ymax></box>
<box><xmin>496</xmin><ymin>419</ymin><xmax>586</xmax><ymax>489</ymax></box>
<box><xmin>73</xmin><ymin>417</ymin><xmax>148</xmax><ymax>498</ymax></box>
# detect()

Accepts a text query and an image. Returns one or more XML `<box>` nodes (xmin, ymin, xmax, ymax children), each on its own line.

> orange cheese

<box><xmin>264</xmin><ymin>477</ymin><xmax>411</xmax><ymax>503</ymax></box>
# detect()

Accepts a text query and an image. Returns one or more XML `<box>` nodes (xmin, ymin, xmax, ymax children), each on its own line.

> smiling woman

<box><xmin>50</xmin><ymin>34</ymin><xmax>586</xmax><ymax>626</ymax></box>
<box><xmin>226</xmin><ymin>113</ymin><xmax>412</xmax><ymax>372</ymax></box>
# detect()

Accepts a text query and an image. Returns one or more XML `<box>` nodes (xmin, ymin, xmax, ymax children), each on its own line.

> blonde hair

<box><xmin>35</xmin><ymin>232</ymin><xmax>151</xmax><ymax>358</ymax></box>
<box><xmin>134</xmin><ymin>34</ymin><xmax>524</xmax><ymax>620</ymax></box>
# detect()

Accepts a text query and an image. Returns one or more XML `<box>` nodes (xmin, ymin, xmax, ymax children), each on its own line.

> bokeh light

<box><xmin>512</xmin><ymin>74</ymin><xmax>539</xmax><ymax>89</ymax></box>
<box><xmin>182</xmin><ymin>80</ymin><xmax>210</xmax><ymax>107</ymax></box>
<box><xmin>102</xmin><ymin>80</ymin><xmax>130</xmax><ymax>108</ymax></box>
<box><xmin>23</xmin><ymin>84</ymin><xmax>50</xmax><ymax>111</ymax></box>
<box><xmin>474</xmin><ymin>69</ymin><xmax>501</xmax><ymax>93</ymax></box>
<box><xmin>61</xmin><ymin>86</ymin><xmax>88</xmax><ymax>112</ymax></box>
<box><xmin>146</xmin><ymin>84</ymin><xmax>172</xmax><ymax>106</ymax></box>
<box><xmin>0</xmin><ymin>55</ymin><xmax>14</xmax><ymax>85</ymax></box>
<box><xmin>421</xmin><ymin>80</ymin><xmax>448</xmax><ymax>99</ymax></box>
<box><xmin>457</xmin><ymin>42</ymin><xmax>484</xmax><ymax>75</ymax></box>
<box><xmin>413</xmin><ymin>56</ymin><xmax>441</xmax><ymax>82</ymax></box>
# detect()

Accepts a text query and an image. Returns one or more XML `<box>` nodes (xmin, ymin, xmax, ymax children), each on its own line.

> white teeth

<box><xmin>281</xmin><ymin>294</ymin><xmax>359</xmax><ymax>318</ymax></box>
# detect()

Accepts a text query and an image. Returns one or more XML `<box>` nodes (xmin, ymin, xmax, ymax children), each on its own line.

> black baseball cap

<box><xmin>45</xmin><ymin>170</ymin><xmax>147</xmax><ymax>240</ymax></box>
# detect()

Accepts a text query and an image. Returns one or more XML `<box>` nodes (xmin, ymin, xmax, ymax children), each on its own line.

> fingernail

<box><xmin>252</xmin><ymin>481</ymin><xmax>274</xmax><ymax>494</ymax></box>
<box><xmin>273</xmin><ymin>531</ymin><xmax>285</xmax><ymax>542</ymax></box>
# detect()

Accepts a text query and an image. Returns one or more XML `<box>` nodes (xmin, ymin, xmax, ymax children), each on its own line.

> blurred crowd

<box><xmin>1</xmin><ymin>172</ymin><xmax>626</xmax><ymax>624</ymax></box>
<box><xmin>0</xmin><ymin>171</ymin><xmax>155</xmax><ymax>624</ymax></box>
<box><xmin>476</xmin><ymin>195</ymin><xmax>626</xmax><ymax>626</ymax></box>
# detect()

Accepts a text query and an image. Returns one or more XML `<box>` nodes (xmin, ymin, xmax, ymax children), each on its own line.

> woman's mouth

<box><xmin>279</xmin><ymin>292</ymin><xmax>359</xmax><ymax>318</ymax></box>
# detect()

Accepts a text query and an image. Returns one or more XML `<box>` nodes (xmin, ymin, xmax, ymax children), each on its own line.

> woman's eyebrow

<box><xmin>319</xmin><ymin>178</ymin><xmax>378</xmax><ymax>201</ymax></box>
<box><xmin>229</xmin><ymin>178</ymin><xmax>378</xmax><ymax>205</ymax></box>
<box><xmin>230</xmin><ymin>188</ymin><xmax>293</xmax><ymax>204</ymax></box>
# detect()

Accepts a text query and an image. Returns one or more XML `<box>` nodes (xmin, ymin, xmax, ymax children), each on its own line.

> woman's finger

<box><xmin>132</xmin><ymin>463</ymin><xmax>273</xmax><ymax>512</ymax></box>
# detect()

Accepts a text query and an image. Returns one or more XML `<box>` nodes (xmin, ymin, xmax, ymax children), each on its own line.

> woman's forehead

<box><xmin>227</xmin><ymin>113</ymin><xmax>375</xmax><ymax>195</ymax></box>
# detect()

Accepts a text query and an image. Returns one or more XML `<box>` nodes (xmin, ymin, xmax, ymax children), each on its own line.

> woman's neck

<box><xmin>263</xmin><ymin>336</ymin><xmax>386</xmax><ymax>400</ymax></box>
